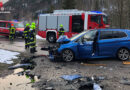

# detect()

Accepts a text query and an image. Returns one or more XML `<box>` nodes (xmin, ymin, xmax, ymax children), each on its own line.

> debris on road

<box><xmin>81</xmin><ymin>62</ymin><xmax>106</xmax><ymax>66</ymax></box>
<box><xmin>109</xmin><ymin>68</ymin><xmax>113</xmax><ymax>71</ymax></box>
<box><xmin>8</xmin><ymin>64</ymin><xmax>32</xmax><ymax>70</ymax></box>
<box><xmin>8</xmin><ymin>56</ymin><xmax>38</xmax><ymax>70</ymax></box>
<box><xmin>79</xmin><ymin>82</ymin><xmax>93</xmax><ymax>90</ymax></box>
<box><xmin>123</xmin><ymin>61</ymin><xmax>130</xmax><ymax>65</ymax></box>
<box><xmin>0</xmin><ymin>49</ymin><xmax>20</xmax><ymax>64</ymax></box>
<box><xmin>61</xmin><ymin>74</ymin><xmax>82</xmax><ymax>81</ymax></box>
<box><xmin>45</xmin><ymin>87</ymin><xmax>54</xmax><ymax>90</ymax></box>
<box><xmin>97</xmin><ymin>76</ymin><xmax>106</xmax><ymax>80</ymax></box>
<box><xmin>93</xmin><ymin>83</ymin><xmax>102</xmax><ymax>90</ymax></box>
<box><xmin>120</xmin><ymin>79</ymin><xmax>130</xmax><ymax>85</ymax></box>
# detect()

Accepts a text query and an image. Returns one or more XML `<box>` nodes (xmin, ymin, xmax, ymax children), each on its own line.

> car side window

<box><xmin>113</xmin><ymin>31</ymin><xmax>127</xmax><ymax>38</ymax></box>
<box><xmin>100</xmin><ymin>31</ymin><xmax>113</xmax><ymax>40</ymax></box>
<box><xmin>0</xmin><ymin>22</ymin><xmax>6</xmax><ymax>27</ymax></box>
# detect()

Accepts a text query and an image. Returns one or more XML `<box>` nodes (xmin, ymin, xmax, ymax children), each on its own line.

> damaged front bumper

<box><xmin>41</xmin><ymin>46</ymin><xmax>62</xmax><ymax>61</ymax></box>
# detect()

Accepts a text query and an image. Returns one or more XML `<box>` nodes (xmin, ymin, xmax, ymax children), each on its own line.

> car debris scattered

<box><xmin>61</xmin><ymin>74</ymin><xmax>82</xmax><ymax>81</ymax></box>
<box><xmin>8</xmin><ymin>56</ymin><xmax>43</xmax><ymax>83</ymax></box>
<box><xmin>81</xmin><ymin>62</ymin><xmax>106</xmax><ymax>66</ymax></box>
<box><xmin>120</xmin><ymin>78</ymin><xmax>130</xmax><ymax>85</ymax></box>
<box><xmin>123</xmin><ymin>61</ymin><xmax>130</xmax><ymax>65</ymax></box>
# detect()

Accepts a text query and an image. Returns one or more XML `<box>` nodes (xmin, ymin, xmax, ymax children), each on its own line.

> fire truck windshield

<box><xmin>103</xmin><ymin>15</ymin><xmax>108</xmax><ymax>24</ymax></box>
<box><xmin>91</xmin><ymin>15</ymin><xmax>101</xmax><ymax>24</ymax></box>
<box><xmin>14</xmin><ymin>23</ymin><xmax>24</xmax><ymax>28</ymax></box>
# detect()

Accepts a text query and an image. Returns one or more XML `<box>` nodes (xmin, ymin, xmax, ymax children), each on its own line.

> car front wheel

<box><xmin>117</xmin><ymin>48</ymin><xmax>130</xmax><ymax>61</ymax></box>
<box><xmin>62</xmin><ymin>49</ymin><xmax>74</xmax><ymax>62</ymax></box>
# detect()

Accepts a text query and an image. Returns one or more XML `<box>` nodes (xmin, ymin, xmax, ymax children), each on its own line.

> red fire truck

<box><xmin>38</xmin><ymin>9</ymin><xmax>109</xmax><ymax>43</ymax></box>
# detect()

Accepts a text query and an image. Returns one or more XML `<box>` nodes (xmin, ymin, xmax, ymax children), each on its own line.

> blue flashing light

<box><xmin>13</xmin><ymin>20</ymin><xmax>18</xmax><ymax>22</ymax></box>
<box><xmin>90</xmin><ymin>11</ymin><xmax>103</xmax><ymax>14</ymax></box>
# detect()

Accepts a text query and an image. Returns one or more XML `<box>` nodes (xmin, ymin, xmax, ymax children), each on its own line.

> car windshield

<box><xmin>14</xmin><ymin>23</ymin><xmax>24</xmax><ymax>28</ymax></box>
<box><xmin>70</xmin><ymin>31</ymin><xmax>88</xmax><ymax>41</ymax></box>
<box><xmin>83</xmin><ymin>30</ymin><xmax>97</xmax><ymax>41</ymax></box>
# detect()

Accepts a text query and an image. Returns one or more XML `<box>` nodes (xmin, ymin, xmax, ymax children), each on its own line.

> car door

<box><xmin>6</xmin><ymin>23</ymin><xmax>11</xmax><ymax>34</ymax></box>
<box><xmin>78</xmin><ymin>30</ymin><xmax>97</xmax><ymax>58</ymax></box>
<box><xmin>0</xmin><ymin>22</ymin><xmax>5</xmax><ymax>34</ymax></box>
<box><xmin>98</xmin><ymin>30</ymin><xmax>120</xmax><ymax>56</ymax></box>
<box><xmin>0</xmin><ymin>22</ymin><xmax>8</xmax><ymax>35</ymax></box>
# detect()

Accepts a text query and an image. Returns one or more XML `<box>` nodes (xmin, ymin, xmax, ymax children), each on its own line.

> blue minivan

<box><xmin>49</xmin><ymin>29</ymin><xmax>130</xmax><ymax>61</ymax></box>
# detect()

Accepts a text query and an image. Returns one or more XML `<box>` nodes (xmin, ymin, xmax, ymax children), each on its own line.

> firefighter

<box><xmin>9</xmin><ymin>24</ymin><xmax>16</xmax><ymax>42</ymax></box>
<box><xmin>24</xmin><ymin>23</ymin><xmax>30</xmax><ymax>49</ymax></box>
<box><xmin>29</xmin><ymin>22</ymin><xmax>37</xmax><ymax>53</ymax></box>
<box><xmin>58</xmin><ymin>24</ymin><xmax>65</xmax><ymax>36</ymax></box>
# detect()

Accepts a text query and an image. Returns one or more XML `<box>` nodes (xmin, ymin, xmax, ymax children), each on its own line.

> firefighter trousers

<box><xmin>25</xmin><ymin>38</ymin><xmax>29</xmax><ymax>49</ymax></box>
<box><xmin>30</xmin><ymin>47</ymin><xmax>36</xmax><ymax>54</ymax></box>
<box><xmin>9</xmin><ymin>34</ymin><xmax>15</xmax><ymax>41</ymax></box>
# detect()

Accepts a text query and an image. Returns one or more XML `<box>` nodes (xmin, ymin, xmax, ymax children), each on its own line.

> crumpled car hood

<box><xmin>57</xmin><ymin>35</ymin><xmax>70</xmax><ymax>43</ymax></box>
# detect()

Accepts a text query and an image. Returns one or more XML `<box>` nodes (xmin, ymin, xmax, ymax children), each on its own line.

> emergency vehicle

<box><xmin>38</xmin><ymin>9</ymin><xmax>109</xmax><ymax>43</ymax></box>
<box><xmin>0</xmin><ymin>20</ymin><xmax>24</xmax><ymax>37</ymax></box>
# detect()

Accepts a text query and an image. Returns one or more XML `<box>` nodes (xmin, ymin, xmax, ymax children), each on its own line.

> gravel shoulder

<box><xmin>30</xmin><ymin>54</ymin><xmax>130</xmax><ymax>90</ymax></box>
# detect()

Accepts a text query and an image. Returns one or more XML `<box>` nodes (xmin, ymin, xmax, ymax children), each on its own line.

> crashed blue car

<box><xmin>49</xmin><ymin>29</ymin><xmax>130</xmax><ymax>62</ymax></box>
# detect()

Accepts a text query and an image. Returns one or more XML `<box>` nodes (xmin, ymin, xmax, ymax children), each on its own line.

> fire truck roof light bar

<box><xmin>53</xmin><ymin>9</ymin><xmax>105</xmax><ymax>15</ymax></box>
<box><xmin>39</xmin><ymin>10</ymin><xmax>106</xmax><ymax>16</ymax></box>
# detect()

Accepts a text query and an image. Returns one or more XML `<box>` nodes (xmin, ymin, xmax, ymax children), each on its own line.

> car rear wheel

<box><xmin>62</xmin><ymin>49</ymin><xmax>74</xmax><ymax>62</ymax></box>
<box><xmin>117</xmin><ymin>48</ymin><xmax>130</xmax><ymax>61</ymax></box>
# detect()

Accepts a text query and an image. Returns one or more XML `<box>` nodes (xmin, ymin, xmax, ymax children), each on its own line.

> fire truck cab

<box><xmin>38</xmin><ymin>9</ymin><xmax>109</xmax><ymax>43</ymax></box>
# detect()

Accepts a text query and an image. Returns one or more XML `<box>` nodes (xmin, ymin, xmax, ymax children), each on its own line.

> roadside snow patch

<box><xmin>36</xmin><ymin>35</ymin><xmax>44</xmax><ymax>40</ymax></box>
<box><xmin>0</xmin><ymin>49</ymin><xmax>20</xmax><ymax>64</ymax></box>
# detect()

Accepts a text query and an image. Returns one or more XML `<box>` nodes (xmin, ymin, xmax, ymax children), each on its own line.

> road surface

<box><xmin>0</xmin><ymin>36</ymin><xmax>130</xmax><ymax>90</ymax></box>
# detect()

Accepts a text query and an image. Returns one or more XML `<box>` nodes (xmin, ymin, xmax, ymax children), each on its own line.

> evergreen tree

<box><xmin>62</xmin><ymin>0</ymin><xmax>76</xmax><ymax>9</ymax></box>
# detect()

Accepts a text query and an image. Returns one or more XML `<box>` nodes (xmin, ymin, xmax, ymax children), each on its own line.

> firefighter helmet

<box><xmin>60</xmin><ymin>24</ymin><xmax>63</xmax><ymax>27</ymax></box>
<box><xmin>32</xmin><ymin>22</ymin><xmax>35</xmax><ymax>26</ymax></box>
<box><xmin>11</xmin><ymin>24</ymin><xmax>14</xmax><ymax>27</ymax></box>
<box><xmin>26</xmin><ymin>23</ymin><xmax>30</xmax><ymax>27</ymax></box>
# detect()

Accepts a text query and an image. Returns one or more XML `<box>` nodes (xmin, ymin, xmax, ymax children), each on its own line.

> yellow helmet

<box><xmin>60</xmin><ymin>24</ymin><xmax>63</xmax><ymax>27</ymax></box>
<box><xmin>26</xmin><ymin>23</ymin><xmax>30</xmax><ymax>27</ymax></box>
<box><xmin>31</xmin><ymin>22</ymin><xmax>35</xmax><ymax>26</ymax></box>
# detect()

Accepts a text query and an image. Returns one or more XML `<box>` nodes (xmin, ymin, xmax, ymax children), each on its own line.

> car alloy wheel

<box><xmin>118</xmin><ymin>48</ymin><xmax>130</xmax><ymax>61</ymax></box>
<box><xmin>62</xmin><ymin>49</ymin><xmax>74</xmax><ymax>62</ymax></box>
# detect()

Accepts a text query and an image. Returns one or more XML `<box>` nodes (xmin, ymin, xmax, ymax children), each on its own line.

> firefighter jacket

<box><xmin>24</xmin><ymin>27</ymin><xmax>30</xmax><ymax>39</ymax></box>
<box><xmin>59</xmin><ymin>27</ymin><xmax>65</xmax><ymax>36</ymax></box>
<box><xmin>9</xmin><ymin>27</ymin><xmax>16</xmax><ymax>35</ymax></box>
